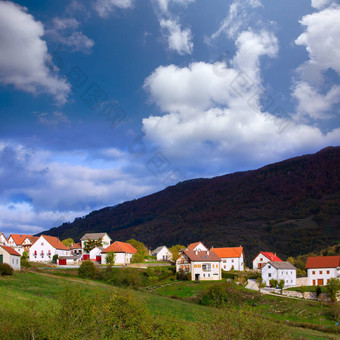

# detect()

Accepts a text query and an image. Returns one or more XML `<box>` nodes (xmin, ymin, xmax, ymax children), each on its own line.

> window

<box><xmin>319</xmin><ymin>271</ymin><xmax>322</xmax><ymax>274</ymax></box>
<box><xmin>224</xmin><ymin>265</ymin><xmax>226</xmax><ymax>269</ymax></box>
<box><xmin>326</xmin><ymin>270</ymin><xmax>330</xmax><ymax>274</ymax></box>
<box><xmin>202</xmin><ymin>264</ymin><xmax>211</xmax><ymax>271</ymax></box>
<box><xmin>312</xmin><ymin>271</ymin><xmax>315</xmax><ymax>275</ymax></box>
<box><xmin>268</xmin><ymin>273</ymin><xmax>271</xmax><ymax>277</ymax></box>
<box><xmin>268</xmin><ymin>265</ymin><xmax>271</xmax><ymax>268</ymax></box>
<box><xmin>223</xmin><ymin>260</ymin><xmax>226</xmax><ymax>263</ymax></box>
<box><xmin>260</xmin><ymin>258</ymin><xmax>263</xmax><ymax>261</ymax></box>
<box><xmin>232</xmin><ymin>259</ymin><xmax>234</xmax><ymax>263</ymax></box>
<box><xmin>41</xmin><ymin>243</ymin><xmax>44</xmax><ymax>246</ymax></box>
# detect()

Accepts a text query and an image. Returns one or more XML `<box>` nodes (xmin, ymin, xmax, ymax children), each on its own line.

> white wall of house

<box><xmin>81</xmin><ymin>234</ymin><xmax>111</xmax><ymax>252</ymax></box>
<box><xmin>155</xmin><ymin>247</ymin><xmax>172</xmax><ymax>261</ymax></box>
<box><xmin>307</xmin><ymin>268</ymin><xmax>338</xmax><ymax>286</ymax></box>
<box><xmin>0</xmin><ymin>248</ymin><xmax>20</xmax><ymax>270</ymax></box>
<box><xmin>191</xmin><ymin>261</ymin><xmax>221</xmax><ymax>281</ymax></box>
<box><xmin>0</xmin><ymin>234</ymin><xmax>7</xmax><ymax>245</ymax></box>
<box><xmin>192</xmin><ymin>243</ymin><xmax>208</xmax><ymax>251</ymax></box>
<box><xmin>253</xmin><ymin>254</ymin><xmax>271</xmax><ymax>270</ymax></box>
<box><xmin>101</xmin><ymin>252</ymin><xmax>133</xmax><ymax>265</ymax></box>
<box><xmin>262</xmin><ymin>264</ymin><xmax>296</xmax><ymax>287</ymax></box>
<box><xmin>29</xmin><ymin>236</ymin><xmax>70</xmax><ymax>262</ymax></box>
<box><xmin>221</xmin><ymin>254</ymin><xmax>244</xmax><ymax>271</ymax></box>
<box><xmin>89</xmin><ymin>247</ymin><xmax>102</xmax><ymax>260</ymax></box>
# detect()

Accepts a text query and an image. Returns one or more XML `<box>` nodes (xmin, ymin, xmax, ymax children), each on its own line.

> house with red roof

<box><xmin>0</xmin><ymin>245</ymin><xmax>21</xmax><ymax>270</ymax></box>
<box><xmin>176</xmin><ymin>249</ymin><xmax>222</xmax><ymax>281</ymax></box>
<box><xmin>29</xmin><ymin>235</ymin><xmax>71</xmax><ymax>262</ymax></box>
<box><xmin>252</xmin><ymin>252</ymin><xmax>282</xmax><ymax>270</ymax></box>
<box><xmin>7</xmin><ymin>234</ymin><xmax>36</xmax><ymax>255</ymax></box>
<box><xmin>0</xmin><ymin>232</ymin><xmax>7</xmax><ymax>246</ymax></box>
<box><xmin>101</xmin><ymin>241</ymin><xmax>137</xmax><ymax>265</ymax></box>
<box><xmin>213</xmin><ymin>246</ymin><xmax>245</xmax><ymax>271</ymax></box>
<box><xmin>187</xmin><ymin>241</ymin><xmax>208</xmax><ymax>252</ymax></box>
<box><xmin>305</xmin><ymin>256</ymin><xmax>340</xmax><ymax>286</ymax></box>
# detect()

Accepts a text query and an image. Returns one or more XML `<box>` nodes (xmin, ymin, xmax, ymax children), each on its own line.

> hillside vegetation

<box><xmin>43</xmin><ymin>147</ymin><xmax>340</xmax><ymax>261</ymax></box>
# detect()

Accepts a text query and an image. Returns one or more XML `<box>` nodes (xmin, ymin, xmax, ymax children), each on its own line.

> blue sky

<box><xmin>0</xmin><ymin>0</ymin><xmax>340</xmax><ymax>236</ymax></box>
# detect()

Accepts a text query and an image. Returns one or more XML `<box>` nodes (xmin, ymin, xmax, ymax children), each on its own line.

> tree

<box><xmin>78</xmin><ymin>260</ymin><xmax>96</xmax><ymax>279</ymax></box>
<box><xmin>62</xmin><ymin>238</ymin><xmax>75</xmax><ymax>247</ymax></box>
<box><xmin>287</xmin><ymin>257</ymin><xmax>295</xmax><ymax>265</ymax></box>
<box><xmin>126</xmin><ymin>239</ymin><xmax>147</xmax><ymax>263</ymax></box>
<box><xmin>256</xmin><ymin>277</ymin><xmax>266</xmax><ymax>292</ymax></box>
<box><xmin>83</xmin><ymin>238</ymin><xmax>103</xmax><ymax>253</ymax></box>
<box><xmin>21</xmin><ymin>251</ymin><xmax>30</xmax><ymax>268</ymax></box>
<box><xmin>278</xmin><ymin>279</ymin><xmax>285</xmax><ymax>294</ymax></box>
<box><xmin>169</xmin><ymin>245</ymin><xmax>185</xmax><ymax>261</ymax></box>
<box><xmin>326</xmin><ymin>278</ymin><xmax>340</xmax><ymax>302</ymax></box>
<box><xmin>269</xmin><ymin>279</ymin><xmax>278</xmax><ymax>288</ymax></box>
<box><xmin>106</xmin><ymin>251</ymin><xmax>115</xmax><ymax>266</ymax></box>
<box><xmin>315</xmin><ymin>286</ymin><xmax>322</xmax><ymax>298</ymax></box>
<box><xmin>52</xmin><ymin>254</ymin><xmax>59</xmax><ymax>264</ymax></box>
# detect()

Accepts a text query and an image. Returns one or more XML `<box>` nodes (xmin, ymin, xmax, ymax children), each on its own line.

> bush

<box><xmin>269</xmin><ymin>279</ymin><xmax>278</xmax><ymax>288</ymax></box>
<box><xmin>176</xmin><ymin>270</ymin><xmax>191</xmax><ymax>281</ymax></box>
<box><xmin>78</xmin><ymin>260</ymin><xmax>96</xmax><ymax>279</ymax></box>
<box><xmin>315</xmin><ymin>285</ymin><xmax>322</xmax><ymax>297</ymax></box>
<box><xmin>200</xmin><ymin>284</ymin><xmax>229</xmax><ymax>307</ymax></box>
<box><xmin>0</xmin><ymin>263</ymin><xmax>13</xmax><ymax>276</ymax></box>
<box><xmin>52</xmin><ymin>254</ymin><xmax>58</xmax><ymax>264</ymax></box>
<box><xmin>115</xmin><ymin>268</ymin><xmax>143</xmax><ymax>288</ymax></box>
<box><xmin>148</xmin><ymin>276</ymin><xmax>159</xmax><ymax>285</ymax></box>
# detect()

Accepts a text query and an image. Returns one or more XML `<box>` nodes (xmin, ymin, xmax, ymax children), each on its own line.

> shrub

<box><xmin>148</xmin><ymin>276</ymin><xmax>159</xmax><ymax>285</ymax></box>
<box><xmin>269</xmin><ymin>279</ymin><xmax>278</xmax><ymax>288</ymax></box>
<box><xmin>315</xmin><ymin>285</ymin><xmax>322</xmax><ymax>298</ymax></box>
<box><xmin>115</xmin><ymin>268</ymin><xmax>143</xmax><ymax>288</ymax></box>
<box><xmin>326</xmin><ymin>278</ymin><xmax>340</xmax><ymax>302</ymax></box>
<box><xmin>78</xmin><ymin>260</ymin><xmax>96</xmax><ymax>279</ymax></box>
<box><xmin>52</xmin><ymin>254</ymin><xmax>58</xmax><ymax>264</ymax></box>
<box><xmin>176</xmin><ymin>270</ymin><xmax>190</xmax><ymax>281</ymax></box>
<box><xmin>200</xmin><ymin>284</ymin><xmax>229</xmax><ymax>307</ymax></box>
<box><xmin>0</xmin><ymin>263</ymin><xmax>13</xmax><ymax>276</ymax></box>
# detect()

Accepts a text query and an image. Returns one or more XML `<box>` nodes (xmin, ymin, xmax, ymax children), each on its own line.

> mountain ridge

<box><xmin>42</xmin><ymin>146</ymin><xmax>340</xmax><ymax>263</ymax></box>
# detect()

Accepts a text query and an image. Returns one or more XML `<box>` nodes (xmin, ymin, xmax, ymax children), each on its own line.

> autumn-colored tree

<box><xmin>169</xmin><ymin>245</ymin><xmax>186</xmax><ymax>261</ymax></box>
<box><xmin>84</xmin><ymin>238</ymin><xmax>103</xmax><ymax>253</ymax></box>
<box><xmin>126</xmin><ymin>239</ymin><xmax>147</xmax><ymax>263</ymax></box>
<box><xmin>62</xmin><ymin>238</ymin><xmax>75</xmax><ymax>247</ymax></box>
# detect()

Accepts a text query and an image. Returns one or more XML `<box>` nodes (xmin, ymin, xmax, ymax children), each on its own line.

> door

<box><xmin>83</xmin><ymin>254</ymin><xmax>90</xmax><ymax>260</ymax></box>
<box><xmin>59</xmin><ymin>259</ymin><xmax>66</xmax><ymax>265</ymax></box>
<box><xmin>317</xmin><ymin>279</ymin><xmax>324</xmax><ymax>286</ymax></box>
<box><xmin>0</xmin><ymin>254</ymin><xmax>3</xmax><ymax>264</ymax></box>
<box><xmin>313</xmin><ymin>280</ymin><xmax>316</xmax><ymax>286</ymax></box>
<box><xmin>195</xmin><ymin>274</ymin><xmax>200</xmax><ymax>281</ymax></box>
<box><xmin>96</xmin><ymin>255</ymin><xmax>101</xmax><ymax>263</ymax></box>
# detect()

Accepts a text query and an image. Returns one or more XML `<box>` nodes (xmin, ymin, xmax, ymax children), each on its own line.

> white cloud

<box><xmin>47</xmin><ymin>17</ymin><xmax>94</xmax><ymax>52</ymax></box>
<box><xmin>293</xmin><ymin>82</ymin><xmax>340</xmax><ymax>119</ymax></box>
<box><xmin>0</xmin><ymin>1</ymin><xmax>70</xmax><ymax>104</ymax></box>
<box><xmin>208</xmin><ymin>0</ymin><xmax>262</xmax><ymax>42</ymax></box>
<box><xmin>311</xmin><ymin>0</ymin><xmax>333</xmax><ymax>9</ymax></box>
<box><xmin>35</xmin><ymin>111</ymin><xmax>71</xmax><ymax>127</ymax></box>
<box><xmin>293</xmin><ymin>5</ymin><xmax>340</xmax><ymax>119</ymax></box>
<box><xmin>142</xmin><ymin>29</ymin><xmax>340</xmax><ymax>172</ymax></box>
<box><xmin>94</xmin><ymin>0</ymin><xmax>134</xmax><ymax>18</ymax></box>
<box><xmin>155</xmin><ymin>0</ymin><xmax>194</xmax><ymax>14</ymax></box>
<box><xmin>160</xmin><ymin>18</ymin><xmax>193</xmax><ymax>55</ymax></box>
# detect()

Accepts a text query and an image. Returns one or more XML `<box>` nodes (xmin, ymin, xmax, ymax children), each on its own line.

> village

<box><xmin>1</xmin><ymin>231</ymin><xmax>339</xmax><ymax>300</ymax></box>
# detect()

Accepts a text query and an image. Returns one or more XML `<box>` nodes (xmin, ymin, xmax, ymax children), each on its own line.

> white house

<box><xmin>101</xmin><ymin>241</ymin><xmax>137</xmax><ymax>265</ymax></box>
<box><xmin>187</xmin><ymin>241</ymin><xmax>208</xmax><ymax>252</ymax></box>
<box><xmin>176</xmin><ymin>249</ymin><xmax>221</xmax><ymax>281</ymax></box>
<box><xmin>262</xmin><ymin>261</ymin><xmax>297</xmax><ymax>287</ymax></box>
<box><xmin>80</xmin><ymin>233</ymin><xmax>111</xmax><ymax>252</ymax></box>
<box><xmin>213</xmin><ymin>246</ymin><xmax>245</xmax><ymax>271</ymax></box>
<box><xmin>305</xmin><ymin>256</ymin><xmax>340</xmax><ymax>286</ymax></box>
<box><xmin>151</xmin><ymin>246</ymin><xmax>172</xmax><ymax>261</ymax></box>
<box><xmin>7</xmin><ymin>234</ymin><xmax>35</xmax><ymax>255</ymax></box>
<box><xmin>89</xmin><ymin>247</ymin><xmax>104</xmax><ymax>262</ymax></box>
<box><xmin>0</xmin><ymin>232</ymin><xmax>7</xmax><ymax>245</ymax></box>
<box><xmin>29</xmin><ymin>235</ymin><xmax>71</xmax><ymax>262</ymax></box>
<box><xmin>253</xmin><ymin>252</ymin><xmax>282</xmax><ymax>270</ymax></box>
<box><xmin>0</xmin><ymin>245</ymin><xmax>21</xmax><ymax>270</ymax></box>
<box><xmin>69</xmin><ymin>242</ymin><xmax>82</xmax><ymax>256</ymax></box>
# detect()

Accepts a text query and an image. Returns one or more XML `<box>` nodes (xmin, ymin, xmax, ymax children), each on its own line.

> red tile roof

<box><xmin>0</xmin><ymin>245</ymin><xmax>20</xmax><ymax>256</ymax></box>
<box><xmin>9</xmin><ymin>234</ymin><xmax>33</xmax><ymax>245</ymax></box>
<box><xmin>26</xmin><ymin>236</ymin><xmax>39</xmax><ymax>244</ymax></box>
<box><xmin>187</xmin><ymin>241</ymin><xmax>207</xmax><ymax>251</ymax></box>
<box><xmin>102</xmin><ymin>241</ymin><xmax>137</xmax><ymax>254</ymax></box>
<box><xmin>213</xmin><ymin>247</ymin><xmax>244</xmax><ymax>258</ymax></box>
<box><xmin>42</xmin><ymin>235</ymin><xmax>69</xmax><ymax>250</ymax></box>
<box><xmin>70</xmin><ymin>242</ymin><xmax>81</xmax><ymax>249</ymax></box>
<box><xmin>184</xmin><ymin>250</ymin><xmax>220</xmax><ymax>262</ymax></box>
<box><xmin>253</xmin><ymin>252</ymin><xmax>282</xmax><ymax>262</ymax></box>
<box><xmin>305</xmin><ymin>256</ymin><xmax>340</xmax><ymax>269</ymax></box>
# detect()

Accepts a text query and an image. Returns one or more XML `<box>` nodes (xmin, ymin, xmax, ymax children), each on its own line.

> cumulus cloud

<box><xmin>293</xmin><ymin>4</ymin><xmax>340</xmax><ymax>119</ymax></box>
<box><xmin>311</xmin><ymin>0</ymin><xmax>333</xmax><ymax>9</ymax></box>
<box><xmin>160</xmin><ymin>18</ymin><xmax>193</xmax><ymax>55</ymax></box>
<box><xmin>94</xmin><ymin>0</ymin><xmax>134</xmax><ymax>18</ymax></box>
<box><xmin>47</xmin><ymin>17</ymin><xmax>94</xmax><ymax>52</ymax></box>
<box><xmin>142</xmin><ymin>28</ymin><xmax>340</xmax><ymax>173</ymax></box>
<box><xmin>0</xmin><ymin>1</ymin><xmax>70</xmax><ymax>104</ymax></box>
<box><xmin>0</xmin><ymin>141</ymin><xmax>157</xmax><ymax>234</ymax></box>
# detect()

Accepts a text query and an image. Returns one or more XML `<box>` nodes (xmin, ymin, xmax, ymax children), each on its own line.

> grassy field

<box><xmin>0</xmin><ymin>271</ymin><xmax>339</xmax><ymax>339</ymax></box>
